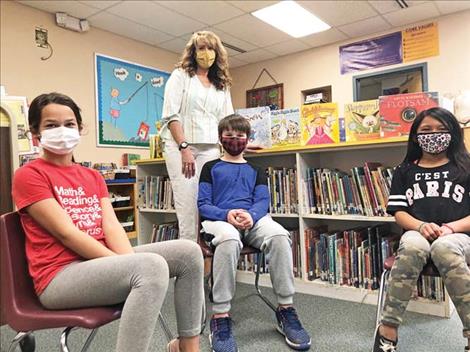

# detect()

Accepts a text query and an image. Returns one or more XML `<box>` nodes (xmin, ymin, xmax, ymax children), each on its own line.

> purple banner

<box><xmin>339</xmin><ymin>32</ymin><xmax>403</xmax><ymax>74</ymax></box>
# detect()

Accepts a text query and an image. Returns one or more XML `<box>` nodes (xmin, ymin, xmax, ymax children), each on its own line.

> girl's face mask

<box><xmin>416</xmin><ymin>132</ymin><xmax>451</xmax><ymax>155</ymax></box>
<box><xmin>196</xmin><ymin>49</ymin><xmax>216</xmax><ymax>69</ymax></box>
<box><xmin>40</xmin><ymin>126</ymin><xmax>80</xmax><ymax>155</ymax></box>
<box><xmin>220</xmin><ymin>136</ymin><xmax>248</xmax><ymax>156</ymax></box>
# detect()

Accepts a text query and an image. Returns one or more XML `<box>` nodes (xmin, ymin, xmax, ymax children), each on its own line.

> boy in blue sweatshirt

<box><xmin>198</xmin><ymin>114</ymin><xmax>311</xmax><ymax>352</ymax></box>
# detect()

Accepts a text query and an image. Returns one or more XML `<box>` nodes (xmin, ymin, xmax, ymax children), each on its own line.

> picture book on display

<box><xmin>271</xmin><ymin>108</ymin><xmax>301</xmax><ymax>148</ymax></box>
<box><xmin>344</xmin><ymin>100</ymin><xmax>380</xmax><ymax>142</ymax></box>
<box><xmin>379</xmin><ymin>92</ymin><xmax>439</xmax><ymax>138</ymax></box>
<box><xmin>300</xmin><ymin>103</ymin><xmax>339</xmax><ymax>146</ymax></box>
<box><xmin>235</xmin><ymin>106</ymin><xmax>272</xmax><ymax>148</ymax></box>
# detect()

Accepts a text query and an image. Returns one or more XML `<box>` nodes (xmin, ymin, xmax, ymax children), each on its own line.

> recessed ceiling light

<box><xmin>252</xmin><ymin>0</ymin><xmax>331</xmax><ymax>38</ymax></box>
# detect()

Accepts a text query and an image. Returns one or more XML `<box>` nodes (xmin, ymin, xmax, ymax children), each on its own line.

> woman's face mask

<box><xmin>196</xmin><ymin>49</ymin><xmax>216</xmax><ymax>69</ymax></box>
<box><xmin>416</xmin><ymin>132</ymin><xmax>452</xmax><ymax>155</ymax></box>
<box><xmin>40</xmin><ymin>126</ymin><xmax>80</xmax><ymax>155</ymax></box>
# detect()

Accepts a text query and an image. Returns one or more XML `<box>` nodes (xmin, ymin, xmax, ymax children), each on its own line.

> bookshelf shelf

<box><xmin>126</xmin><ymin>231</ymin><xmax>137</xmax><ymax>239</ymax></box>
<box><xmin>139</xmin><ymin>207</ymin><xmax>176</xmax><ymax>213</ymax></box>
<box><xmin>270</xmin><ymin>213</ymin><xmax>299</xmax><ymax>218</ymax></box>
<box><xmin>302</xmin><ymin>214</ymin><xmax>396</xmax><ymax>222</ymax></box>
<box><xmin>113</xmin><ymin>206</ymin><xmax>134</xmax><ymax>212</ymax></box>
<box><xmin>136</xmin><ymin>138</ymin><xmax>451</xmax><ymax>317</ymax></box>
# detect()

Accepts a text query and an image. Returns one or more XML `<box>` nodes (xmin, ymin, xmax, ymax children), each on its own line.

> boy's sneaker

<box><xmin>373</xmin><ymin>325</ymin><xmax>398</xmax><ymax>352</ymax></box>
<box><xmin>209</xmin><ymin>317</ymin><xmax>238</xmax><ymax>352</ymax></box>
<box><xmin>275</xmin><ymin>306</ymin><xmax>311</xmax><ymax>350</ymax></box>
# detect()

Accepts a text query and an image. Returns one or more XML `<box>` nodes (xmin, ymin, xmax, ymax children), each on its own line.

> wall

<box><xmin>230</xmin><ymin>10</ymin><xmax>470</xmax><ymax>114</ymax></box>
<box><xmin>0</xmin><ymin>1</ymin><xmax>178</xmax><ymax>163</ymax></box>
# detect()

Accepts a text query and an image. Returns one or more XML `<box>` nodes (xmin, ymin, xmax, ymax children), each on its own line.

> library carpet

<box><xmin>0</xmin><ymin>282</ymin><xmax>464</xmax><ymax>352</ymax></box>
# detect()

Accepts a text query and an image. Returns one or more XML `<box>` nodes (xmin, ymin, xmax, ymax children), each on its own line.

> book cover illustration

<box><xmin>235</xmin><ymin>106</ymin><xmax>272</xmax><ymax>148</ymax></box>
<box><xmin>379</xmin><ymin>92</ymin><xmax>439</xmax><ymax>138</ymax></box>
<box><xmin>344</xmin><ymin>100</ymin><xmax>380</xmax><ymax>142</ymax></box>
<box><xmin>300</xmin><ymin>103</ymin><xmax>339</xmax><ymax>145</ymax></box>
<box><xmin>271</xmin><ymin>107</ymin><xmax>301</xmax><ymax>147</ymax></box>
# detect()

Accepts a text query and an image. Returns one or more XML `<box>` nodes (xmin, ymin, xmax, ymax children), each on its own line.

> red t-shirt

<box><xmin>12</xmin><ymin>158</ymin><xmax>109</xmax><ymax>295</ymax></box>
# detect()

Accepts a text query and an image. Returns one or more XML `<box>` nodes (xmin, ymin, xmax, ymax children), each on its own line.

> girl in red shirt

<box><xmin>12</xmin><ymin>92</ymin><xmax>203</xmax><ymax>352</ymax></box>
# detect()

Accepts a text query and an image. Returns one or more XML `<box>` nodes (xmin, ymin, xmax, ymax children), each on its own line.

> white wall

<box><xmin>1</xmin><ymin>1</ymin><xmax>179</xmax><ymax>164</ymax></box>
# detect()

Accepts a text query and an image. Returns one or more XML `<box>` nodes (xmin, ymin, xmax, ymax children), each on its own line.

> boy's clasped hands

<box><xmin>227</xmin><ymin>209</ymin><xmax>253</xmax><ymax>230</ymax></box>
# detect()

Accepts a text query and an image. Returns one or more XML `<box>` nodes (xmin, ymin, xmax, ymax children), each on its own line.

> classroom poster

<box><xmin>95</xmin><ymin>54</ymin><xmax>170</xmax><ymax>148</ymax></box>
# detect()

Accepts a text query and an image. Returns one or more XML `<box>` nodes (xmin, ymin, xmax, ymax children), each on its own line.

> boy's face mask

<box><xmin>196</xmin><ymin>49</ymin><xmax>216</xmax><ymax>69</ymax></box>
<box><xmin>416</xmin><ymin>132</ymin><xmax>451</xmax><ymax>155</ymax></box>
<box><xmin>40</xmin><ymin>126</ymin><xmax>81</xmax><ymax>155</ymax></box>
<box><xmin>220</xmin><ymin>136</ymin><xmax>247</xmax><ymax>156</ymax></box>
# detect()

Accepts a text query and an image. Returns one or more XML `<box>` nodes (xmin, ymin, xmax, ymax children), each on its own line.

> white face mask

<box><xmin>40</xmin><ymin>126</ymin><xmax>80</xmax><ymax>155</ymax></box>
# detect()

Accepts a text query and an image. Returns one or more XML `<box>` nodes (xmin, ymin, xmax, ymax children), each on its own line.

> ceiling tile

<box><xmin>265</xmin><ymin>39</ymin><xmax>310</xmax><ymax>56</ymax></box>
<box><xmin>227</xmin><ymin>1</ymin><xmax>278</xmax><ymax>13</ymax></box>
<box><xmin>214</xmin><ymin>14</ymin><xmax>291</xmax><ymax>47</ymax></box>
<box><xmin>298</xmin><ymin>0</ymin><xmax>378</xmax><ymax>26</ymax></box>
<box><xmin>78</xmin><ymin>1</ymin><xmax>122</xmax><ymax>10</ymax></box>
<box><xmin>434</xmin><ymin>1</ymin><xmax>470</xmax><ymax>14</ymax></box>
<box><xmin>368</xmin><ymin>0</ymin><xmax>428</xmax><ymax>14</ymax></box>
<box><xmin>233</xmin><ymin>48</ymin><xmax>278</xmax><ymax>64</ymax></box>
<box><xmin>88</xmin><ymin>11</ymin><xmax>173</xmax><ymax>45</ymax></box>
<box><xmin>106</xmin><ymin>1</ymin><xmax>206</xmax><ymax>36</ymax></box>
<box><xmin>209</xmin><ymin>29</ymin><xmax>258</xmax><ymax>54</ymax></box>
<box><xmin>229</xmin><ymin>55</ymin><xmax>248</xmax><ymax>68</ymax></box>
<box><xmin>17</xmin><ymin>0</ymin><xmax>100</xmax><ymax>18</ymax></box>
<box><xmin>300</xmin><ymin>28</ymin><xmax>348</xmax><ymax>48</ymax></box>
<box><xmin>338</xmin><ymin>15</ymin><xmax>392</xmax><ymax>38</ymax></box>
<box><xmin>368</xmin><ymin>0</ymin><xmax>401</xmax><ymax>14</ymax></box>
<box><xmin>157</xmin><ymin>37</ymin><xmax>189</xmax><ymax>54</ymax></box>
<box><xmin>383</xmin><ymin>2</ymin><xmax>440</xmax><ymax>27</ymax></box>
<box><xmin>155</xmin><ymin>1</ymin><xmax>244</xmax><ymax>25</ymax></box>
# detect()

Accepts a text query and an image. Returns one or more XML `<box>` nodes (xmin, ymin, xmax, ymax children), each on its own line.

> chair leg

<box><xmin>376</xmin><ymin>269</ymin><xmax>390</xmax><ymax>327</ymax></box>
<box><xmin>79</xmin><ymin>329</ymin><xmax>99</xmax><ymax>352</ymax></box>
<box><xmin>8</xmin><ymin>331</ymin><xmax>34</xmax><ymax>352</ymax></box>
<box><xmin>60</xmin><ymin>327</ymin><xmax>73</xmax><ymax>352</ymax></box>
<box><xmin>254</xmin><ymin>252</ymin><xmax>276</xmax><ymax>312</ymax></box>
<box><xmin>159</xmin><ymin>312</ymin><xmax>174</xmax><ymax>342</ymax></box>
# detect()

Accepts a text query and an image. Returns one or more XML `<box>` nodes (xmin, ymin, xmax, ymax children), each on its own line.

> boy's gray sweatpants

<box><xmin>202</xmin><ymin>215</ymin><xmax>295</xmax><ymax>314</ymax></box>
<box><xmin>39</xmin><ymin>239</ymin><xmax>204</xmax><ymax>352</ymax></box>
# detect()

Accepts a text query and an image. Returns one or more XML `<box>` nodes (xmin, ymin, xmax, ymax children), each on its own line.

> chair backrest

<box><xmin>0</xmin><ymin>212</ymin><xmax>38</xmax><ymax>324</ymax></box>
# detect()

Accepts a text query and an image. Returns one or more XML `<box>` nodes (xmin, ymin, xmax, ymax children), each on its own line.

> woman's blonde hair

<box><xmin>177</xmin><ymin>31</ymin><xmax>232</xmax><ymax>90</ymax></box>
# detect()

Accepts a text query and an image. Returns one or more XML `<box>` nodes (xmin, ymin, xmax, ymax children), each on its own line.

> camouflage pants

<box><xmin>381</xmin><ymin>230</ymin><xmax>470</xmax><ymax>338</ymax></box>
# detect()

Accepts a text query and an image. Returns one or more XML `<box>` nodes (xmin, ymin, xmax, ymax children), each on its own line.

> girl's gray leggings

<box><xmin>39</xmin><ymin>239</ymin><xmax>204</xmax><ymax>352</ymax></box>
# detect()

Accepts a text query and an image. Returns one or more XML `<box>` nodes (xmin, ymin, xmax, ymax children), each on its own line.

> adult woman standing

<box><xmin>161</xmin><ymin>31</ymin><xmax>233</xmax><ymax>241</ymax></box>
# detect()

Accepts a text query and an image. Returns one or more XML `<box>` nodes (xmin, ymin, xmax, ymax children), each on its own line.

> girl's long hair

<box><xmin>404</xmin><ymin>107</ymin><xmax>470</xmax><ymax>177</ymax></box>
<box><xmin>177</xmin><ymin>31</ymin><xmax>232</xmax><ymax>90</ymax></box>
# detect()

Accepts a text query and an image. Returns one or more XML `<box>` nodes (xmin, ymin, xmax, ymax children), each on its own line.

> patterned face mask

<box><xmin>416</xmin><ymin>132</ymin><xmax>451</xmax><ymax>155</ymax></box>
<box><xmin>220</xmin><ymin>136</ymin><xmax>247</xmax><ymax>156</ymax></box>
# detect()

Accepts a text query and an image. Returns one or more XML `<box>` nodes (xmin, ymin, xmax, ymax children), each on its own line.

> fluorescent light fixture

<box><xmin>252</xmin><ymin>1</ymin><xmax>330</xmax><ymax>38</ymax></box>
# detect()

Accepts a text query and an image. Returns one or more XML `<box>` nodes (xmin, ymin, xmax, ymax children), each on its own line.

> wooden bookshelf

<box><xmin>105</xmin><ymin>180</ymin><xmax>137</xmax><ymax>240</ymax></box>
<box><xmin>135</xmin><ymin>138</ymin><xmax>452</xmax><ymax>317</ymax></box>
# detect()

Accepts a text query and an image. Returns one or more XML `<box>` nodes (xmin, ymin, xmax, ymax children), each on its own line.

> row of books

<box><xmin>266</xmin><ymin>167</ymin><xmax>299</xmax><ymax>214</ymax></box>
<box><xmin>150</xmin><ymin>222</ymin><xmax>179</xmax><ymax>242</ymax></box>
<box><xmin>137</xmin><ymin>176</ymin><xmax>175</xmax><ymax>210</ymax></box>
<box><xmin>303</xmin><ymin>163</ymin><xmax>394</xmax><ymax>217</ymax></box>
<box><xmin>305</xmin><ymin>224</ymin><xmax>445</xmax><ymax>301</ymax></box>
<box><xmin>235</xmin><ymin>91</ymin><xmax>439</xmax><ymax>149</ymax></box>
<box><xmin>237</xmin><ymin>229</ymin><xmax>302</xmax><ymax>278</ymax></box>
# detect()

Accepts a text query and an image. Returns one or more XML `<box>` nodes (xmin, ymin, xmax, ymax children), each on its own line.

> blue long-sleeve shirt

<box><xmin>198</xmin><ymin>159</ymin><xmax>269</xmax><ymax>223</ymax></box>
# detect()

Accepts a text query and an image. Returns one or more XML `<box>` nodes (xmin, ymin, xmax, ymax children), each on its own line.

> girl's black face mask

<box><xmin>220</xmin><ymin>136</ymin><xmax>248</xmax><ymax>156</ymax></box>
